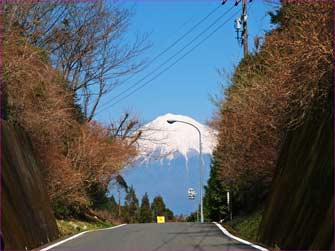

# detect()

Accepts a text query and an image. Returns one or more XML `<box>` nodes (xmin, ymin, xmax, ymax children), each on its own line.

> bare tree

<box><xmin>108</xmin><ymin>112</ymin><xmax>142</xmax><ymax>148</ymax></box>
<box><xmin>3</xmin><ymin>1</ymin><xmax>149</xmax><ymax>120</ymax></box>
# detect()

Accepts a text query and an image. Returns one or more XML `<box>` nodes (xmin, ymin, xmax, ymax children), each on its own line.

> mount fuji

<box><xmin>109</xmin><ymin>113</ymin><xmax>217</xmax><ymax>215</ymax></box>
<box><xmin>136</xmin><ymin>113</ymin><xmax>216</xmax><ymax>163</ymax></box>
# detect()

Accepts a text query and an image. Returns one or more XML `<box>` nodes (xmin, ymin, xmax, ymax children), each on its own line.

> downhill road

<box><xmin>42</xmin><ymin>222</ymin><xmax>264</xmax><ymax>250</ymax></box>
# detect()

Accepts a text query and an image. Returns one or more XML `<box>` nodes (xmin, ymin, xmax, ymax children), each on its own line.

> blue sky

<box><xmin>95</xmin><ymin>1</ymin><xmax>277</xmax><ymax>125</ymax></box>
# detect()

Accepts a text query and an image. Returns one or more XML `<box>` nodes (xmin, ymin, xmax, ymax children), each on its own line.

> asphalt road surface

<box><xmin>44</xmin><ymin>222</ymin><xmax>260</xmax><ymax>250</ymax></box>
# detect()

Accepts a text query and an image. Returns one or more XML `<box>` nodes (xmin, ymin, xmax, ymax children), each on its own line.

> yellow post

<box><xmin>157</xmin><ymin>216</ymin><xmax>165</xmax><ymax>224</ymax></box>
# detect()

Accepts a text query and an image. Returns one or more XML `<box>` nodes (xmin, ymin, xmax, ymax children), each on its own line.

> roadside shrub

<box><xmin>3</xmin><ymin>30</ymin><xmax>138</xmax><ymax>217</ymax></box>
<box><xmin>210</xmin><ymin>2</ymin><xmax>333</xmax><ymax>213</ymax></box>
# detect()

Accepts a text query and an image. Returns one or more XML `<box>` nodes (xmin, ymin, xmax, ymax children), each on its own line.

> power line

<box><xmin>96</xmin><ymin>5</ymin><xmax>228</xmax><ymax>109</ymax></box>
<box><xmin>105</xmin><ymin>5</ymin><xmax>223</xmax><ymax>91</ymax></box>
<box><xmin>95</xmin><ymin>8</ymin><xmax>240</xmax><ymax>116</ymax></box>
<box><xmin>136</xmin><ymin>5</ymin><xmax>223</xmax><ymax>73</ymax></box>
<box><xmin>96</xmin><ymin>4</ymin><xmax>236</xmax><ymax>114</ymax></box>
<box><xmin>97</xmin><ymin>8</ymin><xmax>239</xmax><ymax>115</ymax></box>
<box><xmin>76</xmin><ymin>5</ymin><xmax>223</xmax><ymax>98</ymax></box>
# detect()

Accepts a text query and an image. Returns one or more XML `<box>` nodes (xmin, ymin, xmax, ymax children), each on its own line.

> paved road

<box><xmin>44</xmin><ymin>223</ymin><xmax>259</xmax><ymax>250</ymax></box>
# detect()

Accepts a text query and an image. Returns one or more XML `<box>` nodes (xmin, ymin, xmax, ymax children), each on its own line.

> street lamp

<box><xmin>167</xmin><ymin>119</ymin><xmax>204</xmax><ymax>223</ymax></box>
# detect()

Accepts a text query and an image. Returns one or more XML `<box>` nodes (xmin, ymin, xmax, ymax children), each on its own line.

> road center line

<box><xmin>40</xmin><ymin>224</ymin><xmax>127</xmax><ymax>251</ymax></box>
<box><xmin>213</xmin><ymin>222</ymin><xmax>268</xmax><ymax>251</ymax></box>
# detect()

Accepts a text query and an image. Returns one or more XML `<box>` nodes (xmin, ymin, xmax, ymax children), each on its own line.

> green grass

<box><xmin>224</xmin><ymin>208</ymin><xmax>263</xmax><ymax>242</ymax></box>
<box><xmin>56</xmin><ymin>218</ymin><xmax>113</xmax><ymax>237</ymax></box>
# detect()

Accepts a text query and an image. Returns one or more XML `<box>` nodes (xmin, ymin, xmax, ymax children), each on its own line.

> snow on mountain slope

<box><xmin>136</xmin><ymin>113</ymin><xmax>217</xmax><ymax>162</ymax></box>
<box><xmin>109</xmin><ymin>114</ymin><xmax>217</xmax><ymax>214</ymax></box>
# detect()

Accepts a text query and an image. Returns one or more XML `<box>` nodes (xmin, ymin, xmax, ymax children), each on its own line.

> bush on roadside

<box><xmin>3</xmin><ymin>30</ymin><xmax>138</xmax><ymax>218</ymax></box>
<box><xmin>208</xmin><ymin>2</ymin><xmax>333</xmax><ymax>216</ymax></box>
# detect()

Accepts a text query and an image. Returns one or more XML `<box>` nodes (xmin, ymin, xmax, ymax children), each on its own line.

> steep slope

<box><xmin>258</xmin><ymin>96</ymin><xmax>333</xmax><ymax>249</ymax></box>
<box><xmin>1</xmin><ymin>121</ymin><xmax>59</xmax><ymax>250</ymax></box>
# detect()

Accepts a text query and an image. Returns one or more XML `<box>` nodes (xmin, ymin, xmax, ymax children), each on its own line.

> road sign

<box><xmin>188</xmin><ymin>188</ymin><xmax>196</xmax><ymax>199</ymax></box>
<box><xmin>157</xmin><ymin>216</ymin><xmax>165</xmax><ymax>224</ymax></box>
<box><xmin>188</xmin><ymin>188</ymin><xmax>195</xmax><ymax>194</ymax></box>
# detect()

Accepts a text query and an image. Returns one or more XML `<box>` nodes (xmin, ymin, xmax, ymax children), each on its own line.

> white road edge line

<box><xmin>40</xmin><ymin>224</ymin><xmax>127</xmax><ymax>251</ymax></box>
<box><xmin>213</xmin><ymin>222</ymin><xmax>268</xmax><ymax>251</ymax></box>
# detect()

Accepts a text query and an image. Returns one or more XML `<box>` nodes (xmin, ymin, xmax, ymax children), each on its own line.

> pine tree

<box><xmin>151</xmin><ymin>196</ymin><xmax>166</xmax><ymax>220</ymax></box>
<box><xmin>124</xmin><ymin>186</ymin><xmax>139</xmax><ymax>223</ymax></box>
<box><xmin>87</xmin><ymin>182</ymin><xmax>109</xmax><ymax>209</ymax></box>
<box><xmin>164</xmin><ymin>208</ymin><xmax>174</xmax><ymax>221</ymax></box>
<box><xmin>203</xmin><ymin>149</ymin><xmax>228</xmax><ymax>221</ymax></box>
<box><xmin>109</xmin><ymin>195</ymin><xmax>118</xmax><ymax>218</ymax></box>
<box><xmin>139</xmin><ymin>193</ymin><xmax>152</xmax><ymax>223</ymax></box>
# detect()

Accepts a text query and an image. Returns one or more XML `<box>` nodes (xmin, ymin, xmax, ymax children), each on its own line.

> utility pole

<box><xmin>241</xmin><ymin>0</ymin><xmax>248</xmax><ymax>57</ymax></box>
<box><xmin>197</xmin><ymin>204</ymin><xmax>199</xmax><ymax>223</ymax></box>
<box><xmin>233</xmin><ymin>0</ymin><xmax>249</xmax><ymax>57</ymax></box>
<box><xmin>227</xmin><ymin>191</ymin><xmax>232</xmax><ymax>221</ymax></box>
<box><xmin>118</xmin><ymin>188</ymin><xmax>121</xmax><ymax>222</ymax></box>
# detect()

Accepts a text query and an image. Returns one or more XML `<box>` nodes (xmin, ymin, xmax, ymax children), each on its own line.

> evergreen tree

<box><xmin>151</xmin><ymin>195</ymin><xmax>166</xmax><ymax>220</ymax></box>
<box><xmin>203</xmin><ymin>149</ymin><xmax>229</xmax><ymax>221</ymax></box>
<box><xmin>109</xmin><ymin>195</ymin><xmax>119</xmax><ymax>218</ymax></box>
<box><xmin>124</xmin><ymin>186</ymin><xmax>139</xmax><ymax>223</ymax></box>
<box><xmin>87</xmin><ymin>182</ymin><xmax>109</xmax><ymax>209</ymax></box>
<box><xmin>164</xmin><ymin>208</ymin><xmax>174</xmax><ymax>221</ymax></box>
<box><xmin>139</xmin><ymin>193</ymin><xmax>152</xmax><ymax>223</ymax></box>
<box><xmin>186</xmin><ymin>211</ymin><xmax>198</xmax><ymax>222</ymax></box>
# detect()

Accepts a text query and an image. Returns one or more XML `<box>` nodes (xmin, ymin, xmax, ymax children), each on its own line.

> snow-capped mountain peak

<box><xmin>136</xmin><ymin>113</ymin><xmax>217</xmax><ymax>162</ymax></box>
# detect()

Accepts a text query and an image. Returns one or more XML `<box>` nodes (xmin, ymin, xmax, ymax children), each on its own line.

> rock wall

<box><xmin>1</xmin><ymin>121</ymin><xmax>59</xmax><ymax>250</ymax></box>
<box><xmin>258</xmin><ymin>98</ymin><xmax>334</xmax><ymax>249</ymax></box>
